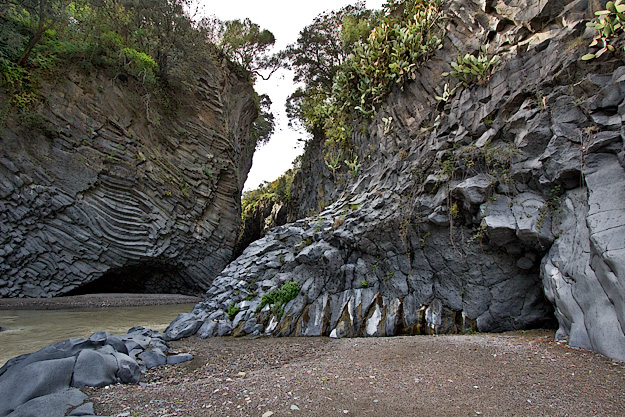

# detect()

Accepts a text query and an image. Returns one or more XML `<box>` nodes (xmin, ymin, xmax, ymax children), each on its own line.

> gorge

<box><xmin>1</xmin><ymin>0</ymin><xmax>625</xmax><ymax>414</ymax></box>
<box><xmin>167</xmin><ymin>0</ymin><xmax>625</xmax><ymax>363</ymax></box>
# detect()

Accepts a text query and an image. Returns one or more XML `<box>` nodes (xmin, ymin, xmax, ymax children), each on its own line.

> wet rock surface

<box><xmin>0</xmin><ymin>327</ymin><xmax>192</xmax><ymax>417</ymax></box>
<box><xmin>0</xmin><ymin>57</ymin><xmax>258</xmax><ymax>297</ymax></box>
<box><xmin>167</xmin><ymin>0</ymin><xmax>625</xmax><ymax>361</ymax></box>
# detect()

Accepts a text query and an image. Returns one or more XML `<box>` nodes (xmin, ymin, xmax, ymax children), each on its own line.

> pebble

<box><xmin>262</xmin><ymin>412</ymin><xmax>274</xmax><ymax>417</ymax></box>
<box><xmin>291</xmin><ymin>404</ymin><xmax>300</xmax><ymax>410</ymax></box>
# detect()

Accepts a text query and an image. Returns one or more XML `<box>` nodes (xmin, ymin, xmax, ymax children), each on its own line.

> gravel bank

<box><xmin>0</xmin><ymin>294</ymin><xmax>201</xmax><ymax>310</ymax></box>
<box><xmin>85</xmin><ymin>330</ymin><xmax>625</xmax><ymax>417</ymax></box>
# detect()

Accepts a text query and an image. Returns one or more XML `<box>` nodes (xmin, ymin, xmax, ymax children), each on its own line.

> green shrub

<box><xmin>120</xmin><ymin>47</ymin><xmax>158</xmax><ymax>84</ymax></box>
<box><xmin>257</xmin><ymin>281</ymin><xmax>300</xmax><ymax>312</ymax></box>
<box><xmin>335</xmin><ymin>0</ymin><xmax>444</xmax><ymax>117</ymax></box>
<box><xmin>582</xmin><ymin>0</ymin><xmax>625</xmax><ymax>60</ymax></box>
<box><xmin>227</xmin><ymin>302</ymin><xmax>241</xmax><ymax>320</ymax></box>
<box><xmin>241</xmin><ymin>170</ymin><xmax>294</xmax><ymax>221</ymax></box>
<box><xmin>0</xmin><ymin>56</ymin><xmax>27</xmax><ymax>88</ymax></box>
<box><xmin>442</xmin><ymin>45</ymin><xmax>500</xmax><ymax>85</ymax></box>
<box><xmin>288</xmin><ymin>0</ymin><xmax>445</xmax><ymax>159</ymax></box>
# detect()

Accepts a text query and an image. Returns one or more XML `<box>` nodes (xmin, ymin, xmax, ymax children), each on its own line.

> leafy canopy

<box><xmin>1</xmin><ymin>0</ymin><xmax>279</xmax><ymax>148</ymax></box>
<box><xmin>283</xmin><ymin>0</ymin><xmax>444</xmax><ymax>170</ymax></box>
<box><xmin>203</xmin><ymin>16</ymin><xmax>282</xmax><ymax>80</ymax></box>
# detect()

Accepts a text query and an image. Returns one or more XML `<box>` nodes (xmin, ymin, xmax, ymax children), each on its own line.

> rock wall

<box><xmin>166</xmin><ymin>0</ymin><xmax>625</xmax><ymax>361</ymax></box>
<box><xmin>0</xmin><ymin>57</ymin><xmax>258</xmax><ymax>297</ymax></box>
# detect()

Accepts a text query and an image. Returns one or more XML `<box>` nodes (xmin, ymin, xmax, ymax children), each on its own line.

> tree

<box><xmin>283</xmin><ymin>1</ymin><xmax>378</xmax><ymax>130</ymax></box>
<box><xmin>203</xmin><ymin>16</ymin><xmax>282</xmax><ymax>80</ymax></box>
<box><xmin>251</xmin><ymin>93</ymin><xmax>275</xmax><ymax>147</ymax></box>
<box><xmin>284</xmin><ymin>1</ymin><xmax>377</xmax><ymax>92</ymax></box>
<box><xmin>2</xmin><ymin>0</ymin><xmax>72</xmax><ymax>66</ymax></box>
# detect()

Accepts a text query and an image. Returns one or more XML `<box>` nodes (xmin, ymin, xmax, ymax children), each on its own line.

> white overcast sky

<box><xmin>198</xmin><ymin>0</ymin><xmax>386</xmax><ymax>191</ymax></box>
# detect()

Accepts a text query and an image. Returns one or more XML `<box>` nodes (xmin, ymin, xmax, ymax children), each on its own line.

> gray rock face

<box><xmin>0</xmin><ymin>57</ymin><xmax>258</xmax><ymax>297</ymax></box>
<box><xmin>166</xmin><ymin>0</ymin><xmax>625</xmax><ymax>361</ymax></box>
<box><xmin>0</xmin><ymin>327</ymin><xmax>192</xmax><ymax>417</ymax></box>
<box><xmin>543</xmin><ymin>153</ymin><xmax>625</xmax><ymax>361</ymax></box>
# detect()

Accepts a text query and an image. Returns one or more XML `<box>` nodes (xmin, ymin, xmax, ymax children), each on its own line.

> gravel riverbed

<box><xmin>85</xmin><ymin>330</ymin><xmax>625</xmax><ymax>417</ymax></box>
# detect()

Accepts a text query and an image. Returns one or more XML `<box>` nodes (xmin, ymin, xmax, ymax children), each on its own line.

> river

<box><xmin>0</xmin><ymin>303</ymin><xmax>196</xmax><ymax>367</ymax></box>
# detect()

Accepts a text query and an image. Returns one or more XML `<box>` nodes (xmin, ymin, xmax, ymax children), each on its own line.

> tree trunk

<box><xmin>17</xmin><ymin>1</ymin><xmax>47</xmax><ymax>66</ymax></box>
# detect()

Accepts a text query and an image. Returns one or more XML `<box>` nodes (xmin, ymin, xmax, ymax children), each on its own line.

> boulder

<box><xmin>452</xmin><ymin>174</ymin><xmax>494</xmax><ymax>210</ymax></box>
<box><xmin>6</xmin><ymin>388</ymin><xmax>87</xmax><ymax>417</ymax></box>
<box><xmin>71</xmin><ymin>347</ymin><xmax>119</xmax><ymax>388</ymax></box>
<box><xmin>138</xmin><ymin>348</ymin><xmax>167</xmax><ymax>369</ymax></box>
<box><xmin>0</xmin><ymin>357</ymin><xmax>76</xmax><ymax>416</ymax></box>
<box><xmin>166</xmin><ymin>353</ymin><xmax>194</xmax><ymax>365</ymax></box>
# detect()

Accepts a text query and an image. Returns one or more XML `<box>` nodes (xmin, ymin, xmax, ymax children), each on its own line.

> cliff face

<box><xmin>0</xmin><ymin>57</ymin><xmax>258</xmax><ymax>297</ymax></box>
<box><xmin>166</xmin><ymin>0</ymin><xmax>625</xmax><ymax>361</ymax></box>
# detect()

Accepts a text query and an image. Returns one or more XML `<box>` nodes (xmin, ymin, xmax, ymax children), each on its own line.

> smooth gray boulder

<box><xmin>71</xmin><ymin>347</ymin><xmax>117</xmax><ymax>388</ymax></box>
<box><xmin>480</xmin><ymin>196</ymin><xmax>516</xmax><ymax>246</ymax></box>
<box><xmin>6</xmin><ymin>388</ymin><xmax>86</xmax><ymax>417</ymax></box>
<box><xmin>166</xmin><ymin>353</ymin><xmax>194</xmax><ymax>365</ymax></box>
<box><xmin>452</xmin><ymin>174</ymin><xmax>494</xmax><ymax>209</ymax></box>
<box><xmin>0</xmin><ymin>357</ymin><xmax>76</xmax><ymax>416</ymax></box>
<box><xmin>0</xmin><ymin>327</ymin><xmax>186</xmax><ymax>417</ymax></box>
<box><xmin>71</xmin><ymin>345</ymin><xmax>139</xmax><ymax>387</ymax></box>
<box><xmin>163</xmin><ymin>312</ymin><xmax>206</xmax><ymax>341</ymax></box>
<box><xmin>138</xmin><ymin>348</ymin><xmax>167</xmax><ymax>369</ymax></box>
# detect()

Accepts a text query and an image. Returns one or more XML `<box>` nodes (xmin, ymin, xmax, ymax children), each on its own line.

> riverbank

<box><xmin>0</xmin><ymin>294</ymin><xmax>202</xmax><ymax>310</ymax></box>
<box><xmin>0</xmin><ymin>299</ymin><xmax>199</xmax><ymax>366</ymax></box>
<box><xmin>86</xmin><ymin>330</ymin><xmax>625</xmax><ymax>417</ymax></box>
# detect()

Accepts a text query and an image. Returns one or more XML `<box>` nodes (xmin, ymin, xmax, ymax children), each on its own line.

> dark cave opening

<box><xmin>66</xmin><ymin>262</ymin><xmax>200</xmax><ymax>296</ymax></box>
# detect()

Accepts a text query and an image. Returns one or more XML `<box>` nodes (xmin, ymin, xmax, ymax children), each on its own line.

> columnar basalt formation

<box><xmin>167</xmin><ymin>0</ymin><xmax>625</xmax><ymax>361</ymax></box>
<box><xmin>0</xmin><ymin>57</ymin><xmax>258</xmax><ymax>297</ymax></box>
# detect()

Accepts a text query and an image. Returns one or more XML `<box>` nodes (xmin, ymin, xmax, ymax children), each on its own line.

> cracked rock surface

<box><xmin>0</xmin><ymin>58</ymin><xmax>257</xmax><ymax>297</ymax></box>
<box><xmin>167</xmin><ymin>0</ymin><xmax>625</xmax><ymax>361</ymax></box>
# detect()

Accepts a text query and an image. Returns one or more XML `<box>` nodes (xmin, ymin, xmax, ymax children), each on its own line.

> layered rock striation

<box><xmin>0</xmin><ymin>57</ymin><xmax>258</xmax><ymax>297</ymax></box>
<box><xmin>167</xmin><ymin>0</ymin><xmax>625</xmax><ymax>361</ymax></box>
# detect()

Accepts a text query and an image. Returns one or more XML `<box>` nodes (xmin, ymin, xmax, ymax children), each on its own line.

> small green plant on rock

<box><xmin>325</xmin><ymin>152</ymin><xmax>342</xmax><ymax>177</ymax></box>
<box><xmin>257</xmin><ymin>281</ymin><xmax>300</xmax><ymax>313</ymax></box>
<box><xmin>468</xmin><ymin>223</ymin><xmax>487</xmax><ymax>244</ymax></box>
<box><xmin>344</xmin><ymin>155</ymin><xmax>361</xmax><ymax>178</ymax></box>
<box><xmin>435</xmin><ymin>82</ymin><xmax>459</xmax><ymax>102</ymax></box>
<box><xmin>537</xmin><ymin>185</ymin><xmax>562</xmax><ymax>232</ymax></box>
<box><xmin>443</xmin><ymin>45</ymin><xmax>500</xmax><ymax>86</ymax></box>
<box><xmin>582</xmin><ymin>0</ymin><xmax>625</xmax><ymax>60</ymax></box>
<box><xmin>227</xmin><ymin>302</ymin><xmax>241</xmax><ymax>320</ymax></box>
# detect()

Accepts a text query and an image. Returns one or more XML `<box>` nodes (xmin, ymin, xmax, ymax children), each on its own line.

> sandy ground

<box><xmin>85</xmin><ymin>330</ymin><xmax>625</xmax><ymax>417</ymax></box>
<box><xmin>0</xmin><ymin>294</ymin><xmax>202</xmax><ymax>310</ymax></box>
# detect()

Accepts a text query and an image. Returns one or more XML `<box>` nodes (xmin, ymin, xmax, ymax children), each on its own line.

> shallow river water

<box><xmin>0</xmin><ymin>303</ymin><xmax>196</xmax><ymax>367</ymax></box>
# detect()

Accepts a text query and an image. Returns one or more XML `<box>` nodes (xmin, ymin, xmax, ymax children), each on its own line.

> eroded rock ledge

<box><xmin>167</xmin><ymin>0</ymin><xmax>625</xmax><ymax>361</ymax></box>
<box><xmin>0</xmin><ymin>57</ymin><xmax>258</xmax><ymax>297</ymax></box>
